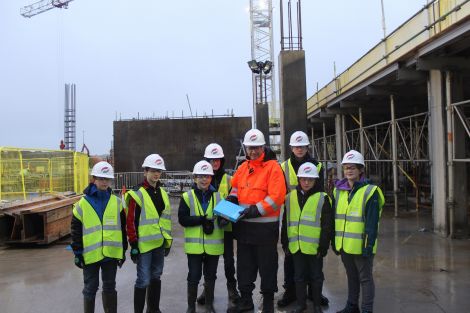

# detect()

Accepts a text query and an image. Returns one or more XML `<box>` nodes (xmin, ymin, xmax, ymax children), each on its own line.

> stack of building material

<box><xmin>0</xmin><ymin>193</ymin><xmax>81</xmax><ymax>244</ymax></box>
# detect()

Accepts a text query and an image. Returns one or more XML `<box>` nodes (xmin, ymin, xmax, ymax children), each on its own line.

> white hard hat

<box><xmin>142</xmin><ymin>154</ymin><xmax>166</xmax><ymax>170</ymax></box>
<box><xmin>204</xmin><ymin>143</ymin><xmax>224</xmax><ymax>158</ymax></box>
<box><xmin>297</xmin><ymin>162</ymin><xmax>319</xmax><ymax>178</ymax></box>
<box><xmin>289</xmin><ymin>131</ymin><xmax>309</xmax><ymax>146</ymax></box>
<box><xmin>242</xmin><ymin>129</ymin><xmax>266</xmax><ymax>146</ymax></box>
<box><xmin>91</xmin><ymin>161</ymin><xmax>114</xmax><ymax>179</ymax></box>
<box><xmin>341</xmin><ymin>150</ymin><xmax>365</xmax><ymax>166</ymax></box>
<box><xmin>193</xmin><ymin>160</ymin><xmax>214</xmax><ymax>175</ymax></box>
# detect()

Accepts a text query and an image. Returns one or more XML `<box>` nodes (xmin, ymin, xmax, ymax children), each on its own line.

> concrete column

<box><xmin>447</xmin><ymin>72</ymin><xmax>468</xmax><ymax>238</ymax></box>
<box><xmin>427</xmin><ymin>70</ymin><xmax>448</xmax><ymax>236</ymax></box>
<box><xmin>335</xmin><ymin>114</ymin><xmax>343</xmax><ymax>179</ymax></box>
<box><xmin>279</xmin><ymin>50</ymin><xmax>307</xmax><ymax>161</ymax></box>
<box><xmin>256</xmin><ymin>102</ymin><xmax>270</xmax><ymax>146</ymax></box>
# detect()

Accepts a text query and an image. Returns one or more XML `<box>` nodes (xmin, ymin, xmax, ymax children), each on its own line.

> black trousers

<box><xmin>223</xmin><ymin>231</ymin><xmax>236</xmax><ymax>283</ymax></box>
<box><xmin>283</xmin><ymin>252</ymin><xmax>325</xmax><ymax>290</ymax></box>
<box><xmin>292</xmin><ymin>252</ymin><xmax>324</xmax><ymax>305</ymax></box>
<box><xmin>187</xmin><ymin>253</ymin><xmax>220</xmax><ymax>284</ymax></box>
<box><xmin>236</xmin><ymin>242</ymin><xmax>278</xmax><ymax>295</ymax></box>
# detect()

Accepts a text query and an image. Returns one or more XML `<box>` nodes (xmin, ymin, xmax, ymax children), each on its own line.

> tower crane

<box><xmin>20</xmin><ymin>0</ymin><xmax>74</xmax><ymax>18</ymax></box>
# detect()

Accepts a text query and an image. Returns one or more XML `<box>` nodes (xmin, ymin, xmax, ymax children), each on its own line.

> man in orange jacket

<box><xmin>226</xmin><ymin>129</ymin><xmax>286</xmax><ymax>313</ymax></box>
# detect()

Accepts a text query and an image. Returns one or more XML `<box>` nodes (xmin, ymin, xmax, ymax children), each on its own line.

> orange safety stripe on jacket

<box><xmin>230</xmin><ymin>152</ymin><xmax>286</xmax><ymax>219</ymax></box>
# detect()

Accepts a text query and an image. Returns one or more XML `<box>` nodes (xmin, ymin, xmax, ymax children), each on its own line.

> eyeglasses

<box><xmin>342</xmin><ymin>165</ymin><xmax>358</xmax><ymax>171</ymax></box>
<box><xmin>246</xmin><ymin>146</ymin><xmax>263</xmax><ymax>151</ymax></box>
<box><xmin>195</xmin><ymin>175</ymin><xmax>211</xmax><ymax>179</ymax></box>
<box><xmin>95</xmin><ymin>177</ymin><xmax>111</xmax><ymax>181</ymax></box>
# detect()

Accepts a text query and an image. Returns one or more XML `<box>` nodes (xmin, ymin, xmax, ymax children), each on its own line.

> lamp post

<box><xmin>247</xmin><ymin>60</ymin><xmax>272</xmax><ymax>145</ymax></box>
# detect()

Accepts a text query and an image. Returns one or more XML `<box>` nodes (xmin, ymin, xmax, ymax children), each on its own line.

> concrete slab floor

<box><xmin>0</xmin><ymin>201</ymin><xmax>469</xmax><ymax>313</ymax></box>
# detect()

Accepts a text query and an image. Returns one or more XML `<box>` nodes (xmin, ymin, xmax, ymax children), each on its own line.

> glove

<box><xmin>118</xmin><ymin>254</ymin><xmax>126</xmax><ymax>268</ymax></box>
<box><xmin>282</xmin><ymin>246</ymin><xmax>291</xmax><ymax>256</ymax></box>
<box><xmin>317</xmin><ymin>247</ymin><xmax>328</xmax><ymax>258</ymax></box>
<box><xmin>362</xmin><ymin>246</ymin><xmax>373</xmax><ymax>258</ymax></box>
<box><xmin>225</xmin><ymin>195</ymin><xmax>239</xmax><ymax>205</ymax></box>
<box><xmin>130</xmin><ymin>247</ymin><xmax>140</xmax><ymax>264</ymax></box>
<box><xmin>164</xmin><ymin>247</ymin><xmax>171</xmax><ymax>257</ymax></box>
<box><xmin>240</xmin><ymin>205</ymin><xmax>261</xmax><ymax>219</ymax></box>
<box><xmin>74</xmin><ymin>254</ymin><xmax>84</xmax><ymax>269</ymax></box>
<box><xmin>202</xmin><ymin>217</ymin><xmax>214</xmax><ymax>235</ymax></box>
<box><xmin>217</xmin><ymin>216</ymin><xmax>230</xmax><ymax>228</ymax></box>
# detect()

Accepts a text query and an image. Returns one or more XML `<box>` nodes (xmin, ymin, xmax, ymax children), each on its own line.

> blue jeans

<box><xmin>82</xmin><ymin>260</ymin><xmax>118</xmax><ymax>300</ymax></box>
<box><xmin>135</xmin><ymin>247</ymin><xmax>165</xmax><ymax>289</ymax></box>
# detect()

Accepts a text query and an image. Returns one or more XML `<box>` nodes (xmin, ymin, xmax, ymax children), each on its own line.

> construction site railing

<box><xmin>0</xmin><ymin>147</ymin><xmax>89</xmax><ymax>201</ymax></box>
<box><xmin>114</xmin><ymin>171</ymin><xmax>193</xmax><ymax>196</ymax></box>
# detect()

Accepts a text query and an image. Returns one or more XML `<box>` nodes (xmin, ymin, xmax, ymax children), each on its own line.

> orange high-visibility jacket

<box><xmin>230</xmin><ymin>152</ymin><xmax>286</xmax><ymax>222</ymax></box>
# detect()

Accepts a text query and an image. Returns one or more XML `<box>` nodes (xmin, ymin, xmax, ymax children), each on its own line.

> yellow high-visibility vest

<box><xmin>218</xmin><ymin>173</ymin><xmax>232</xmax><ymax>231</ymax></box>
<box><xmin>281</xmin><ymin>159</ymin><xmax>322</xmax><ymax>191</ymax></box>
<box><xmin>72</xmin><ymin>195</ymin><xmax>123</xmax><ymax>265</ymax></box>
<box><xmin>334</xmin><ymin>185</ymin><xmax>385</xmax><ymax>254</ymax></box>
<box><xmin>125</xmin><ymin>187</ymin><xmax>173</xmax><ymax>253</ymax></box>
<box><xmin>286</xmin><ymin>191</ymin><xmax>331</xmax><ymax>255</ymax></box>
<box><xmin>182</xmin><ymin>190</ymin><xmax>224</xmax><ymax>255</ymax></box>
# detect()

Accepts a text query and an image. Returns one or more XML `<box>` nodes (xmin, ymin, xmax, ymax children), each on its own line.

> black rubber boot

<box><xmin>307</xmin><ymin>283</ymin><xmax>329</xmax><ymax>306</ymax></box>
<box><xmin>102</xmin><ymin>291</ymin><xmax>117</xmax><ymax>313</ymax></box>
<box><xmin>277</xmin><ymin>285</ymin><xmax>296</xmax><ymax>307</ymax></box>
<box><xmin>146</xmin><ymin>279</ymin><xmax>162</xmax><ymax>313</ymax></box>
<box><xmin>134</xmin><ymin>287</ymin><xmax>146</xmax><ymax>313</ymax></box>
<box><xmin>197</xmin><ymin>285</ymin><xmax>206</xmax><ymax>305</ymax></box>
<box><xmin>261</xmin><ymin>292</ymin><xmax>274</xmax><ymax>313</ymax></box>
<box><xmin>226</xmin><ymin>292</ymin><xmax>254</xmax><ymax>313</ymax></box>
<box><xmin>203</xmin><ymin>280</ymin><xmax>216</xmax><ymax>313</ymax></box>
<box><xmin>186</xmin><ymin>283</ymin><xmax>198</xmax><ymax>313</ymax></box>
<box><xmin>227</xmin><ymin>281</ymin><xmax>241</xmax><ymax>303</ymax></box>
<box><xmin>290</xmin><ymin>282</ymin><xmax>306</xmax><ymax>313</ymax></box>
<box><xmin>336</xmin><ymin>302</ymin><xmax>360</xmax><ymax>313</ymax></box>
<box><xmin>84</xmin><ymin>297</ymin><xmax>95</xmax><ymax>313</ymax></box>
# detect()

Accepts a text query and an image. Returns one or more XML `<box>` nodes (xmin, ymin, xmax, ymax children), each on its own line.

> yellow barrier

<box><xmin>307</xmin><ymin>0</ymin><xmax>470</xmax><ymax>114</ymax></box>
<box><xmin>0</xmin><ymin>147</ymin><xmax>89</xmax><ymax>201</ymax></box>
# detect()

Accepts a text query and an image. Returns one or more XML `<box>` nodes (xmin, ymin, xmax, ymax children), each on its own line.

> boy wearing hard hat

<box><xmin>178</xmin><ymin>160</ymin><xmax>224</xmax><ymax>313</ymax></box>
<box><xmin>125</xmin><ymin>154</ymin><xmax>172</xmax><ymax>313</ymax></box>
<box><xmin>281</xmin><ymin>163</ymin><xmax>334</xmax><ymax>313</ymax></box>
<box><xmin>71</xmin><ymin>161</ymin><xmax>127</xmax><ymax>313</ymax></box>
<box><xmin>279</xmin><ymin>130</ymin><xmax>329</xmax><ymax>308</ymax></box>
<box><xmin>196</xmin><ymin>144</ymin><xmax>241</xmax><ymax>306</ymax></box>
<box><xmin>333</xmin><ymin>150</ymin><xmax>385</xmax><ymax>313</ymax></box>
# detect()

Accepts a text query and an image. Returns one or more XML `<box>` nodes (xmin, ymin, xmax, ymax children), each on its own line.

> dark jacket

<box><xmin>333</xmin><ymin>177</ymin><xmax>381</xmax><ymax>253</ymax></box>
<box><xmin>126</xmin><ymin>179</ymin><xmax>166</xmax><ymax>247</ymax></box>
<box><xmin>281</xmin><ymin>184</ymin><xmax>334</xmax><ymax>255</ymax></box>
<box><xmin>178</xmin><ymin>184</ymin><xmax>217</xmax><ymax>227</ymax></box>
<box><xmin>287</xmin><ymin>151</ymin><xmax>325</xmax><ymax>192</ymax></box>
<box><xmin>71</xmin><ymin>183</ymin><xmax>128</xmax><ymax>257</ymax></box>
<box><xmin>232</xmin><ymin>147</ymin><xmax>283</xmax><ymax>245</ymax></box>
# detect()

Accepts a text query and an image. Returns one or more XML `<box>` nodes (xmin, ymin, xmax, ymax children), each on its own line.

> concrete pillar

<box><xmin>256</xmin><ymin>102</ymin><xmax>270</xmax><ymax>146</ymax></box>
<box><xmin>427</xmin><ymin>70</ymin><xmax>448</xmax><ymax>236</ymax></box>
<box><xmin>335</xmin><ymin>114</ymin><xmax>343</xmax><ymax>179</ymax></box>
<box><xmin>447</xmin><ymin>72</ymin><xmax>468</xmax><ymax>238</ymax></box>
<box><xmin>279</xmin><ymin>50</ymin><xmax>307</xmax><ymax>161</ymax></box>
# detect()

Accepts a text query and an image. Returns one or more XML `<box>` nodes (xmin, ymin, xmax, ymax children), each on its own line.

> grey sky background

<box><xmin>0</xmin><ymin>1</ymin><xmax>425</xmax><ymax>155</ymax></box>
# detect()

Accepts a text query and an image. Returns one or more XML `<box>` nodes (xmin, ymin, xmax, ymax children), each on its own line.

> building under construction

<box><xmin>303</xmin><ymin>1</ymin><xmax>470</xmax><ymax>238</ymax></box>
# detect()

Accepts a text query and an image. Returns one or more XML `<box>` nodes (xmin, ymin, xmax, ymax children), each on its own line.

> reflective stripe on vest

<box><xmin>282</xmin><ymin>160</ymin><xmax>322</xmax><ymax>191</ymax></box>
<box><xmin>126</xmin><ymin>187</ymin><xmax>173</xmax><ymax>253</ymax></box>
<box><xmin>286</xmin><ymin>191</ymin><xmax>327</xmax><ymax>255</ymax></box>
<box><xmin>334</xmin><ymin>184</ymin><xmax>385</xmax><ymax>255</ymax></box>
<box><xmin>183</xmin><ymin>190</ymin><xmax>224</xmax><ymax>255</ymax></box>
<box><xmin>73</xmin><ymin>196</ymin><xmax>123</xmax><ymax>265</ymax></box>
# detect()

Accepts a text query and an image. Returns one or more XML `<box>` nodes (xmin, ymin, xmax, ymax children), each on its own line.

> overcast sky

<box><xmin>0</xmin><ymin>0</ymin><xmax>426</xmax><ymax>155</ymax></box>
